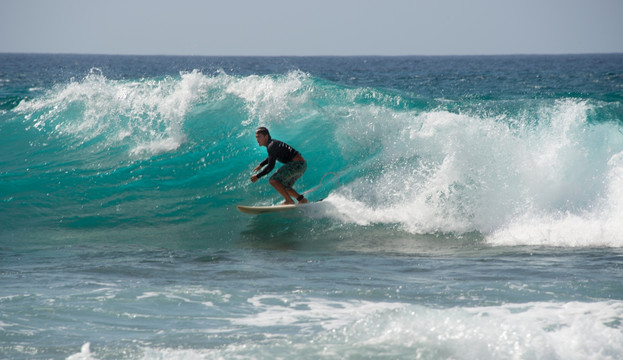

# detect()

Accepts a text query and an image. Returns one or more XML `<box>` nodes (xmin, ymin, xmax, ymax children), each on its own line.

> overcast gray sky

<box><xmin>1</xmin><ymin>0</ymin><xmax>622</xmax><ymax>56</ymax></box>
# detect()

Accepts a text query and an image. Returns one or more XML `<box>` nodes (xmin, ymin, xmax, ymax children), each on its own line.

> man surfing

<box><xmin>250</xmin><ymin>127</ymin><xmax>308</xmax><ymax>205</ymax></box>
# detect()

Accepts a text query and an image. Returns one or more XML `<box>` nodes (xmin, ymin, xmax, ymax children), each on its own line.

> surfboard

<box><xmin>237</xmin><ymin>204</ymin><xmax>300</xmax><ymax>215</ymax></box>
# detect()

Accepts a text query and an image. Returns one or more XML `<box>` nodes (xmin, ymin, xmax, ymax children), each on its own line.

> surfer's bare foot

<box><xmin>298</xmin><ymin>198</ymin><xmax>308</xmax><ymax>204</ymax></box>
<box><xmin>280</xmin><ymin>201</ymin><xmax>295</xmax><ymax>205</ymax></box>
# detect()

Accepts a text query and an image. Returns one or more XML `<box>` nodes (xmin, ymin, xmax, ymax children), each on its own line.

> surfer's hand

<box><xmin>250</xmin><ymin>175</ymin><xmax>258</xmax><ymax>183</ymax></box>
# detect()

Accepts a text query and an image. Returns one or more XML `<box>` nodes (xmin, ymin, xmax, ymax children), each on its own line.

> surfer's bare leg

<box><xmin>287</xmin><ymin>188</ymin><xmax>308</xmax><ymax>204</ymax></box>
<box><xmin>269</xmin><ymin>179</ymin><xmax>295</xmax><ymax>205</ymax></box>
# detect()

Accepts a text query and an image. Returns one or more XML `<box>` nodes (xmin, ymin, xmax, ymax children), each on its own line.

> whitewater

<box><xmin>1</xmin><ymin>54</ymin><xmax>622</xmax><ymax>359</ymax></box>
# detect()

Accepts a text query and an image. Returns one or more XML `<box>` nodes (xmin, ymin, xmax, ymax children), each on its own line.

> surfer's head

<box><xmin>256</xmin><ymin>127</ymin><xmax>270</xmax><ymax>137</ymax></box>
<box><xmin>255</xmin><ymin>127</ymin><xmax>271</xmax><ymax>147</ymax></box>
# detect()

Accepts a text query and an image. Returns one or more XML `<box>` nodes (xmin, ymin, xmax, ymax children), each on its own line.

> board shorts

<box><xmin>270</xmin><ymin>160</ymin><xmax>306</xmax><ymax>189</ymax></box>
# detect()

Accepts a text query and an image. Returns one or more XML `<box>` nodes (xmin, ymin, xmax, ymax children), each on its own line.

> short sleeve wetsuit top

<box><xmin>255</xmin><ymin>139</ymin><xmax>300</xmax><ymax>179</ymax></box>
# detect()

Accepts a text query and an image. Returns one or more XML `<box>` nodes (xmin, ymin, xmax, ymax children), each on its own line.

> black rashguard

<box><xmin>256</xmin><ymin>139</ymin><xmax>300</xmax><ymax>178</ymax></box>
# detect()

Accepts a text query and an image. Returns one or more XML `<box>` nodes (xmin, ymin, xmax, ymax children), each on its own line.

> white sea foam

<box><xmin>488</xmin><ymin>149</ymin><xmax>623</xmax><ymax>247</ymax></box>
<box><xmin>66</xmin><ymin>342</ymin><xmax>96</xmax><ymax>360</ymax></box>
<box><xmin>324</xmin><ymin>99</ymin><xmax>623</xmax><ymax>247</ymax></box>
<box><xmin>68</xmin><ymin>299</ymin><xmax>622</xmax><ymax>359</ymax></box>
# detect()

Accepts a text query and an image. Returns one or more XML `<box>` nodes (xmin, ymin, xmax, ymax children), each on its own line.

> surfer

<box><xmin>250</xmin><ymin>127</ymin><xmax>308</xmax><ymax>205</ymax></box>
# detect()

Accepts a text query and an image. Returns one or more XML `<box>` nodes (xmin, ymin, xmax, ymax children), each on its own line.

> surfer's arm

<box><xmin>254</xmin><ymin>158</ymin><xmax>268</xmax><ymax>172</ymax></box>
<box><xmin>255</xmin><ymin>156</ymin><xmax>276</xmax><ymax>178</ymax></box>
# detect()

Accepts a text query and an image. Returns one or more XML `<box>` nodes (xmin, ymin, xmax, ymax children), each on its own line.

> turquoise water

<box><xmin>1</xmin><ymin>54</ymin><xmax>623</xmax><ymax>359</ymax></box>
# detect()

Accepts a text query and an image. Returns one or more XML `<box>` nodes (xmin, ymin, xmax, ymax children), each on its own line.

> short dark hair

<box><xmin>256</xmin><ymin>127</ymin><xmax>270</xmax><ymax>137</ymax></box>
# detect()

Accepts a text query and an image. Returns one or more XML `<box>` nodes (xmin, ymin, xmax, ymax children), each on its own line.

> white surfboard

<box><xmin>237</xmin><ymin>204</ymin><xmax>300</xmax><ymax>215</ymax></box>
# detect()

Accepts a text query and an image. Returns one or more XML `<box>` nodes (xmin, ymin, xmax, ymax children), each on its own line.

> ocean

<box><xmin>1</xmin><ymin>53</ymin><xmax>622</xmax><ymax>359</ymax></box>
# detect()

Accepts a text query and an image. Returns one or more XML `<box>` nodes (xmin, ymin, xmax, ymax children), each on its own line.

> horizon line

<box><xmin>2</xmin><ymin>51</ymin><xmax>622</xmax><ymax>58</ymax></box>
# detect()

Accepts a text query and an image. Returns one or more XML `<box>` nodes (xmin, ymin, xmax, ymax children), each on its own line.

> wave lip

<box><xmin>14</xmin><ymin>68</ymin><xmax>209</xmax><ymax>157</ymax></box>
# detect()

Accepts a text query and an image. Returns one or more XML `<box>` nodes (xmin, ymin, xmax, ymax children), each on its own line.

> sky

<box><xmin>1</xmin><ymin>0</ymin><xmax>622</xmax><ymax>56</ymax></box>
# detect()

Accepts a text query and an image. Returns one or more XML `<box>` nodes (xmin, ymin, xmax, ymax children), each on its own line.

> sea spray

<box><xmin>15</xmin><ymin>69</ymin><xmax>212</xmax><ymax>156</ymax></box>
<box><xmin>326</xmin><ymin>98</ymin><xmax>623</xmax><ymax>244</ymax></box>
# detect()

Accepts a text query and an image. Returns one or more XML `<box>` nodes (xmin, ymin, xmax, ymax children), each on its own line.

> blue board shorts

<box><xmin>270</xmin><ymin>160</ymin><xmax>306</xmax><ymax>189</ymax></box>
